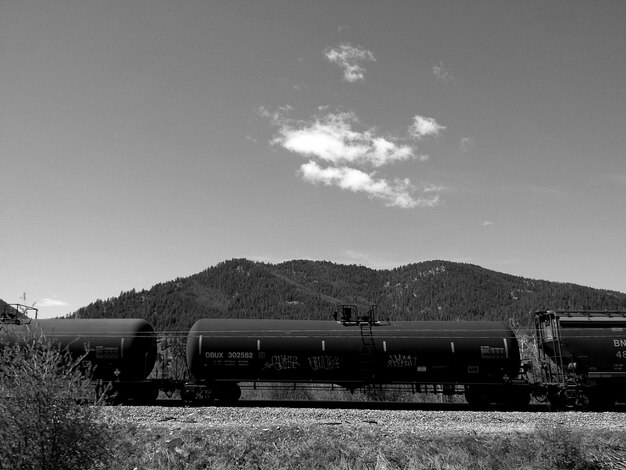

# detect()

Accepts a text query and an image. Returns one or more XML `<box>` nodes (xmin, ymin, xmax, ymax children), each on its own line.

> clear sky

<box><xmin>2</xmin><ymin>0</ymin><xmax>625</xmax><ymax>318</ymax></box>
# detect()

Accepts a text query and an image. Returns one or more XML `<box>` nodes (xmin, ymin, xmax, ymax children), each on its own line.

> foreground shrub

<box><xmin>0</xmin><ymin>335</ymin><xmax>114</xmax><ymax>470</ymax></box>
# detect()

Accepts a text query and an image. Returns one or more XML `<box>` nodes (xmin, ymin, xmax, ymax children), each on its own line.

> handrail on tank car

<box><xmin>1</xmin><ymin>303</ymin><xmax>37</xmax><ymax>325</ymax></box>
<box><xmin>553</xmin><ymin>310</ymin><xmax>626</xmax><ymax>318</ymax></box>
<box><xmin>332</xmin><ymin>304</ymin><xmax>388</xmax><ymax>326</ymax></box>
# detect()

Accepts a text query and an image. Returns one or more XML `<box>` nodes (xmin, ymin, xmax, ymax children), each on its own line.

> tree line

<box><xmin>70</xmin><ymin>259</ymin><xmax>626</xmax><ymax>332</ymax></box>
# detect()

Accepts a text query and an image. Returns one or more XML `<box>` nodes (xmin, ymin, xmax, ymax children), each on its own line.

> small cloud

<box><xmin>324</xmin><ymin>43</ymin><xmax>376</xmax><ymax>82</ymax></box>
<box><xmin>37</xmin><ymin>298</ymin><xmax>68</xmax><ymax>307</ymax></box>
<box><xmin>272</xmin><ymin>111</ymin><xmax>415</xmax><ymax>168</ymax></box>
<box><xmin>299</xmin><ymin>161</ymin><xmax>440</xmax><ymax>209</ymax></box>
<box><xmin>424</xmin><ymin>184</ymin><xmax>448</xmax><ymax>193</ymax></box>
<box><xmin>459</xmin><ymin>137</ymin><xmax>475</xmax><ymax>153</ymax></box>
<box><xmin>482</xmin><ymin>220</ymin><xmax>494</xmax><ymax>227</ymax></box>
<box><xmin>340</xmin><ymin>250</ymin><xmax>400</xmax><ymax>269</ymax></box>
<box><xmin>409</xmin><ymin>115</ymin><xmax>446</xmax><ymax>140</ymax></box>
<box><xmin>432</xmin><ymin>61</ymin><xmax>453</xmax><ymax>83</ymax></box>
<box><xmin>257</xmin><ymin>105</ymin><xmax>293</xmax><ymax>124</ymax></box>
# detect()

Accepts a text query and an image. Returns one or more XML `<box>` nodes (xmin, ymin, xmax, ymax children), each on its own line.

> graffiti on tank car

<box><xmin>264</xmin><ymin>355</ymin><xmax>300</xmax><ymax>371</ymax></box>
<box><xmin>386</xmin><ymin>354</ymin><xmax>417</xmax><ymax>368</ymax></box>
<box><xmin>480</xmin><ymin>346</ymin><xmax>505</xmax><ymax>359</ymax></box>
<box><xmin>308</xmin><ymin>355</ymin><xmax>340</xmax><ymax>371</ymax></box>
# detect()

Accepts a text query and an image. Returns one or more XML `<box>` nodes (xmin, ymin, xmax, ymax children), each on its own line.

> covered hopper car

<box><xmin>535</xmin><ymin>309</ymin><xmax>626</xmax><ymax>409</ymax></box>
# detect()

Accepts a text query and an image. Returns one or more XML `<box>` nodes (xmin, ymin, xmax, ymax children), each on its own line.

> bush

<box><xmin>0</xmin><ymin>335</ymin><xmax>114</xmax><ymax>470</ymax></box>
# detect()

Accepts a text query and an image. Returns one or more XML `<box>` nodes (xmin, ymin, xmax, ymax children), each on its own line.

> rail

<box><xmin>332</xmin><ymin>304</ymin><xmax>389</xmax><ymax>326</ymax></box>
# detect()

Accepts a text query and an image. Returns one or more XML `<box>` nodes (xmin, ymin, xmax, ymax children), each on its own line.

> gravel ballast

<box><xmin>101</xmin><ymin>406</ymin><xmax>626</xmax><ymax>436</ymax></box>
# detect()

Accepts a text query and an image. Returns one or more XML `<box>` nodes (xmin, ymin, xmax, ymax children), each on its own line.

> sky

<box><xmin>2</xmin><ymin>0</ymin><xmax>626</xmax><ymax>318</ymax></box>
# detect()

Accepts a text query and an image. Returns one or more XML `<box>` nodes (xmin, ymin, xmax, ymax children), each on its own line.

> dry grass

<box><xmin>108</xmin><ymin>423</ymin><xmax>625</xmax><ymax>469</ymax></box>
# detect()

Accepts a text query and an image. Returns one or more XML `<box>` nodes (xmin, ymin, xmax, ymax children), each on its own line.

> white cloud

<box><xmin>340</xmin><ymin>250</ymin><xmax>403</xmax><ymax>269</ymax></box>
<box><xmin>324</xmin><ymin>43</ymin><xmax>376</xmax><ymax>82</ymax></box>
<box><xmin>262</xmin><ymin>107</ymin><xmax>446</xmax><ymax>209</ymax></box>
<box><xmin>409</xmin><ymin>115</ymin><xmax>446</xmax><ymax>140</ymax></box>
<box><xmin>459</xmin><ymin>137</ymin><xmax>475</xmax><ymax>153</ymax></box>
<box><xmin>423</xmin><ymin>184</ymin><xmax>447</xmax><ymax>193</ymax></box>
<box><xmin>300</xmin><ymin>161</ymin><xmax>439</xmax><ymax>208</ymax></box>
<box><xmin>482</xmin><ymin>220</ymin><xmax>494</xmax><ymax>226</ymax></box>
<box><xmin>273</xmin><ymin>111</ymin><xmax>415</xmax><ymax>168</ymax></box>
<box><xmin>37</xmin><ymin>298</ymin><xmax>68</xmax><ymax>307</ymax></box>
<box><xmin>257</xmin><ymin>105</ymin><xmax>293</xmax><ymax>125</ymax></box>
<box><xmin>432</xmin><ymin>61</ymin><xmax>453</xmax><ymax>82</ymax></box>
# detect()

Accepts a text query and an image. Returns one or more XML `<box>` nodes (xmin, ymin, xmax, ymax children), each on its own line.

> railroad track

<box><xmin>134</xmin><ymin>398</ymin><xmax>554</xmax><ymax>411</ymax></box>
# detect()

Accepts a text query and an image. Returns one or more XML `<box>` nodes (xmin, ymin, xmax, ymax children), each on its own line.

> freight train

<box><xmin>2</xmin><ymin>303</ymin><xmax>626</xmax><ymax>410</ymax></box>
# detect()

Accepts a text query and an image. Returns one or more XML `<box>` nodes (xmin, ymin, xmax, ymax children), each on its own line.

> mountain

<box><xmin>71</xmin><ymin>259</ymin><xmax>626</xmax><ymax>331</ymax></box>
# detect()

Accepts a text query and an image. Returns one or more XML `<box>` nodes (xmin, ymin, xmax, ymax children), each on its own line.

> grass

<box><xmin>107</xmin><ymin>423</ymin><xmax>625</xmax><ymax>469</ymax></box>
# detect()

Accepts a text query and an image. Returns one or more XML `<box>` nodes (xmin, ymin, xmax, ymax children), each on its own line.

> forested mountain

<box><xmin>70</xmin><ymin>259</ymin><xmax>626</xmax><ymax>331</ymax></box>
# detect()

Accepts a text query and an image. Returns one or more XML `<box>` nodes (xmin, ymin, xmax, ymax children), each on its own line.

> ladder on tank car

<box><xmin>335</xmin><ymin>304</ymin><xmax>381</xmax><ymax>383</ymax></box>
<box><xmin>359</xmin><ymin>320</ymin><xmax>377</xmax><ymax>381</ymax></box>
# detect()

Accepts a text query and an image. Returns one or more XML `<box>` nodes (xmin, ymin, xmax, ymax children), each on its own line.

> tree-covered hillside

<box><xmin>71</xmin><ymin>259</ymin><xmax>626</xmax><ymax>331</ymax></box>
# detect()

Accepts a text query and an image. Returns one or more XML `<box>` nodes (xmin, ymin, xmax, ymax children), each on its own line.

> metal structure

<box><xmin>1</xmin><ymin>303</ymin><xmax>37</xmax><ymax>325</ymax></box>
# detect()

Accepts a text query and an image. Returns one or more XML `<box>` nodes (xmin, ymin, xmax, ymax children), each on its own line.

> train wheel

<box><xmin>214</xmin><ymin>383</ymin><xmax>242</xmax><ymax>405</ymax></box>
<box><xmin>586</xmin><ymin>388</ymin><xmax>616</xmax><ymax>411</ymax></box>
<box><xmin>464</xmin><ymin>386</ymin><xmax>493</xmax><ymax>410</ymax></box>
<box><xmin>179</xmin><ymin>387</ymin><xmax>195</xmax><ymax>405</ymax></box>
<box><xmin>547</xmin><ymin>388</ymin><xmax>576</xmax><ymax>411</ymax></box>
<box><xmin>129</xmin><ymin>384</ymin><xmax>160</xmax><ymax>405</ymax></box>
<box><xmin>505</xmin><ymin>389</ymin><xmax>531</xmax><ymax>411</ymax></box>
<box><xmin>532</xmin><ymin>387</ymin><xmax>550</xmax><ymax>405</ymax></box>
<box><xmin>181</xmin><ymin>385</ymin><xmax>214</xmax><ymax>406</ymax></box>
